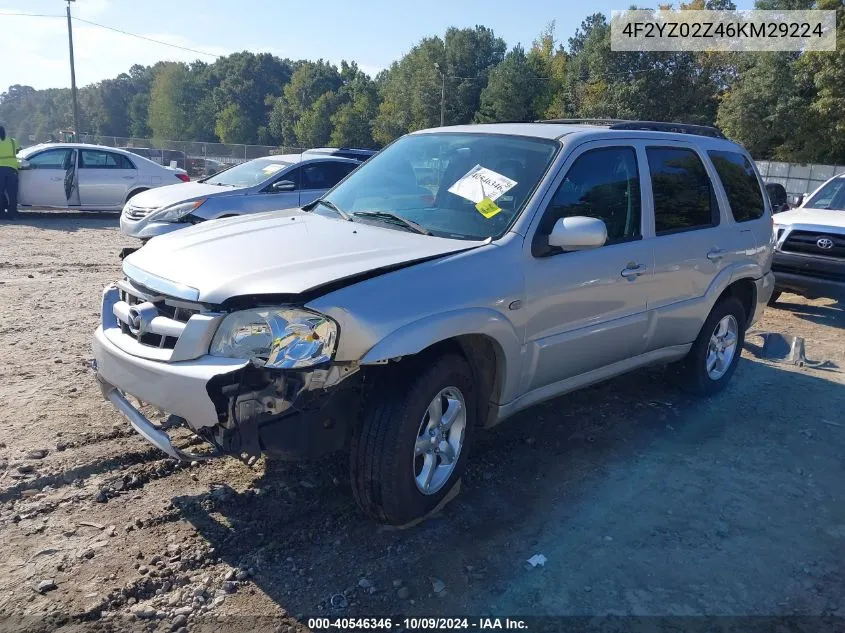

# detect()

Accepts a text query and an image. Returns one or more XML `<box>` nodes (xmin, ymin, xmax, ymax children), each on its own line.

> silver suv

<box><xmin>92</xmin><ymin>121</ymin><xmax>775</xmax><ymax>525</ymax></box>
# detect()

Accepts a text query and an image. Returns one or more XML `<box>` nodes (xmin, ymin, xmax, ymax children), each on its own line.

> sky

<box><xmin>0</xmin><ymin>0</ymin><xmax>756</xmax><ymax>91</ymax></box>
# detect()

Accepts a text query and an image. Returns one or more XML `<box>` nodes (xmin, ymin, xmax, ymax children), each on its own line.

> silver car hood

<box><xmin>128</xmin><ymin>181</ymin><xmax>244</xmax><ymax>209</ymax></box>
<box><xmin>124</xmin><ymin>211</ymin><xmax>487</xmax><ymax>304</ymax></box>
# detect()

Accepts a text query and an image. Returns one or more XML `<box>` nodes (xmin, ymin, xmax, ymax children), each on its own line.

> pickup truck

<box><xmin>771</xmin><ymin>173</ymin><xmax>845</xmax><ymax>304</ymax></box>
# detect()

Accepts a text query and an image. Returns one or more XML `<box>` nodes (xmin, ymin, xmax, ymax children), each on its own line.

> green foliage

<box><xmin>476</xmin><ymin>46</ymin><xmax>541</xmax><ymax>123</ymax></box>
<box><xmin>330</xmin><ymin>63</ymin><xmax>379</xmax><ymax>148</ymax></box>
<box><xmin>372</xmin><ymin>26</ymin><xmax>506</xmax><ymax>145</ymax></box>
<box><xmin>215</xmin><ymin>103</ymin><xmax>252</xmax><ymax>143</ymax></box>
<box><xmin>0</xmin><ymin>11</ymin><xmax>843</xmax><ymax>163</ymax></box>
<box><xmin>147</xmin><ymin>63</ymin><xmax>194</xmax><ymax>140</ymax></box>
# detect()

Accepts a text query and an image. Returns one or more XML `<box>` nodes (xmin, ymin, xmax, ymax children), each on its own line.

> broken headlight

<box><xmin>209</xmin><ymin>308</ymin><xmax>337</xmax><ymax>368</ymax></box>
<box><xmin>152</xmin><ymin>199</ymin><xmax>205</xmax><ymax>223</ymax></box>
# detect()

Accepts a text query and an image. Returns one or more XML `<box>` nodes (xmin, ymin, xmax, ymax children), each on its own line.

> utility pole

<box><xmin>434</xmin><ymin>63</ymin><xmax>445</xmax><ymax>127</ymax></box>
<box><xmin>66</xmin><ymin>0</ymin><xmax>80</xmax><ymax>141</ymax></box>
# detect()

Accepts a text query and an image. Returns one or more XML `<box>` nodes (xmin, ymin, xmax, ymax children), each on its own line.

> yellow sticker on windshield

<box><xmin>475</xmin><ymin>197</ymin><xmax>502</xmax><ymax>219</ymax></box>
<box><xmin>262</xmin><ymin>164</ymin><xmax>284</xmax><ymax>175</ymax></box>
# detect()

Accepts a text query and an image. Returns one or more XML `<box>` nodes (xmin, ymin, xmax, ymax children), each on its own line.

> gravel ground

<box><xmin>0</xmin><ymin>214</ymin><xmax>843</xmax><ymax>632</ymax></box>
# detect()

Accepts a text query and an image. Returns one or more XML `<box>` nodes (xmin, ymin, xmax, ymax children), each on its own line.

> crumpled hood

<box><xmin>124</xmin><ymin>210</ymin><xmax>486</xmax><ymax>303</ymax></box>
<box><xmin>128</xmin><ymin>181</ymin><xmax>244</xmax><ymax>210</ymax></box>
<box><xmin>775</xmin><ymin>207</ymin><xmax>845</xmax><ymax>230</ymax></box>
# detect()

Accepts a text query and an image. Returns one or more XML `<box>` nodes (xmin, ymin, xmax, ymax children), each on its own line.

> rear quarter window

<box><xmin>708</xmin><ymin>150</ymin><xmax>765</xmax><ymax>222</ymax></box>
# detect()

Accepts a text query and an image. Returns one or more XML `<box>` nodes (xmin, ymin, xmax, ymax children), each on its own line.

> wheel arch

<box><xmin>358</xmin><ymin>309</ymin><xmax>521</xmax><ymax>424</ymax></box>
<box><xmin>704</xmin><ymin>263</ymin><xmax>762</xmax><ymax>328</ymax></box>
<box><xmin>716</xmin><ymin>276</ymin><xmax>757</xmax><ymax>327</ymax></box>
<box><xmin>125</xmin><ymin>187</ymin><xmax>148</xmax><ymax>203</ymax></box>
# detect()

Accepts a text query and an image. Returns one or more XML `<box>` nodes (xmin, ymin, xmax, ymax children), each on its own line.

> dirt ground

<box><xmin>0</xmin><ymin>214</ymin><xmax>843</xmax><ymax>632</ymax></box>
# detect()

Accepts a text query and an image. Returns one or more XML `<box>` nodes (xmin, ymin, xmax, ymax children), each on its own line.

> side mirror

<box><xmin>18</xmin><ymin>159</ymin><xmax>30</xmax><ymax>170</ymax></box>
<box><xmin>548</xmin><ymin>216</ymin><xmax>607</xmax><ymax>251</ymax></box>
<box><xmin>272</xmin><ymin>180</ymin><xmax>295</xmax><ymax>192</ymax></box>
<box><xmin>795</xmin><ymin>193</ymin><xmax>806</xmax><ymax>207</ymax></box>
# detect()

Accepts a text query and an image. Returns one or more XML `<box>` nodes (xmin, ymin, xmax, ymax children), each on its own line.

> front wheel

<box><xmin>675</xmin><ymin>296</ymin><xmax>746</xmax><ymax>396</ymax></box>
<box><xmin>350</xmin><ymin>353</ymin><xmax>476</xmax><ymax>525</ymax></box>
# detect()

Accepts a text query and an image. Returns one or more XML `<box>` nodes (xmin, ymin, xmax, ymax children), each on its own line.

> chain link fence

<box><xmin>75</xmin><ymin>134</ymin><xmax>304</xmax><ymax>178</ymax></box>
<box><xmin>756</xmin><ymin>160</ymin><xmax>845</xmax><ymax>202</ymax></box>
<box><xmin>33</xmin><ymin>133</ymin><xmax>845</xmax><ymax>200</ymax></box>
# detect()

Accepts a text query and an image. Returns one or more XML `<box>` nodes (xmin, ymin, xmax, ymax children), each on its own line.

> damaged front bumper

<box><xmin>93</xmin><ymin>324</ymin><xmax>362</xmax><ymax>462</ymax></box>
<box><xmin>95</xmin><ymin>373</ymin><xmax>217</xmax><ymax>461</ymax></box>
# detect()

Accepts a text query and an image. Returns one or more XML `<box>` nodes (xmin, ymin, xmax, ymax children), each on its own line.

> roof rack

<box><xmin>538</xmin><ymin>118</ymin><xmax>629</xmax><ymax>126</ymax></box>
<box><xmin>538</xmin><ymin>118</ymin><xmax>727</xmax><ymax>139</ymax></box>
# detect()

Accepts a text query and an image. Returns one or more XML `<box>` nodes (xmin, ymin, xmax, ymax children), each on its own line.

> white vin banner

<box><xmin>611</xmin><ymin>10</ymin><xmax>836</xmax><ymax>52</ymax></box>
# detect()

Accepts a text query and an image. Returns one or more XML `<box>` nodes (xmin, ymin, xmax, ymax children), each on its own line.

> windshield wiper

<box><xmin>305</xmin><ymin>199</ymin><xmax>352</xmax><ymax>221</ymax></box>
<box><xmin>352</xmin><ymin>211</ymin><xmax>431</xmax><ymax>236</ymax></box>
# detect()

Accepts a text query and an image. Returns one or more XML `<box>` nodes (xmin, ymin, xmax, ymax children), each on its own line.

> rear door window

<box><xmin>708</xmin><ymin>150</ymin><xmax>765</xmax><ymax>222</ymax></box>
<box><xmin>647</xmin><ymin>147</ymin><xmax>719</xmax><ymax>235</ymax></box>
<box><xmin>80</xmin><ymin>150</ymin><xmax>134</xmax><ymax>169</ymax></box>
<box><xmin>301</xmin><ymin>162</ymin><xmax>352</xmax><ymax>190</ymax></box>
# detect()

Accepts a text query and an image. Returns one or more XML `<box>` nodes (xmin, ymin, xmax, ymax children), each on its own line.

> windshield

<box><xmin>320</xmin><ymin>132</ymin><xmax>559</xmax><ymax>240</ymax></box>
<box><xmin>805</xmin><ymin>178</ymin><xmax>845</xmax><ymax>210</ymax></box>
<box><xmin>204</xmin><ymin>158</ymin><xmax>291</xmax><ymax>187</ymax></box>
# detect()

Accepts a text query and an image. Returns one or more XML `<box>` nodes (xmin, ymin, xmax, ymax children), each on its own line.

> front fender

<box><xmin>359</xmin><ymin>308</ymin><xmax>523</xmax><ymax>404</ymax></box>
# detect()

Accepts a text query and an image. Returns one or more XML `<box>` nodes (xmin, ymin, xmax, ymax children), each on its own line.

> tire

<box><xmin>675</xmin><ymin>296</ymin><xmax>746</xmax><ymax>397</ymax></box>
<box><xmin>351</xmin><ymin>353</ymin><xmax>476</xmax><ymax>525</ymax></box>
<box><xmin>767</xmin><ymin>290</ymin><xmax>782</xmax><ymax>306</ymax></box>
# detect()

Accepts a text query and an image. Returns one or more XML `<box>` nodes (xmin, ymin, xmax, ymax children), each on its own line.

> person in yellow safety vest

<box><xmin>0</xmin><ymin>126</ymin><xmax>21</xmax><ymax>218</ymax></box>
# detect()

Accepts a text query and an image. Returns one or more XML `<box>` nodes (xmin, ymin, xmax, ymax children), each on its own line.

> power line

<box><xmin>71</xmin><ymin>16</ymin><xmax>218</xmax><ymax>59</ymax></box>
<box><xmin>0</xmin><ymin>12</ymin><xmax>63</xmax><ymax>18</ymax></box>
<box><xmin>0</xmin><ymin>11</ymin><xmax>219</xmax><ymax>59</ymax></box>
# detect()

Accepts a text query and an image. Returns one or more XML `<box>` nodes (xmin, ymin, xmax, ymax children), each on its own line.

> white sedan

<box><xmin>16</xmin><ymin>143</ymin><xmax>189</xmax><ymax>212</ymax></box>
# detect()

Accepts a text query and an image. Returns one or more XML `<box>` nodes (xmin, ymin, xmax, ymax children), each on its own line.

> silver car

<box><xmin>93</xmin><ymin>121</ymin><xmax>775</xmax><ymax>525</ymax></box>
<box><xmin>16</xmin><ymin>143</ymin><xmax>189</xmax><ymax>212</ymax></box>
<box><xmin>120</xmin><ymin>154</ymin><xmax>362</xmax><ymax>240</ymax></box>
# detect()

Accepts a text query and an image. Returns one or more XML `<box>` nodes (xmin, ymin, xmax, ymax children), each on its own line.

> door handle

<box><xmin>706</xmin><ymin>248</ymin><xmax>726</xmax><ymax>261</ymax></box>
<box><xmin>50</xmin><ymin>177</ymin><xmax>62</xmax><ymax>182</ymax></box>
<box><xmin>121</xmin><ymin>176</ymin><xmax>135</xmax><ymax>180</ymax></box>
<box><xmin>621</xmin><ymin>263</ymin><xmax>646</xmax><ymax>278</ymax></box>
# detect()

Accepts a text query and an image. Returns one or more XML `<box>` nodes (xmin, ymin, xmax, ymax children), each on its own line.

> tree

<box><xmin>527</xmin><ymin>22</ymin><xmax>568</xmax><ymax>119</ymax></box>
<box><xmin>373</xmin><ymin>26</ymin><xmax>506</xmax><ymax>145</ymax></box>
<box><xmin>791</xmin><ymin>0</ymin><xmax>845</xmax><ymax>162</ymax></box>
<box><xmin>294</xmin><ymin>92</ymin><xmax>336</xmax><ymax>147</ymax></box>
<box><xmin>147</xmin><ymin>63</ymin><xmax>194</xmax><ymax>140</ymax></box>
<box><xmin>208</xmin><ymin>52</ymin><xmax>292</xmax><ymax>143</ymax></box>
<box><xmin>476</xmin><ymin>46</ymin><xmax>542</xmax><ymax>122</ymax></box>
<box><xmin>716</xmin><ymin>53</ymin><xmax>806</xmax><ymax>159</ymax></box>
<box><xmin>268</xmin><ymin>60</ymin><xmax>342</xmax><ymax>146</ymax></box>
<box><xmin>215</xmin><ymin>103</ymin><xmax>252</xmax><ymax>143</ymax></box>
<box><xmin>330</xmin><ymin>63</ymin><xmax>379</xmax><ymax>147</ymax></box>
<box><xmin>716</xmin><ymin>0</ymin><xmax>843</xmax><ymax>162</ymax></box>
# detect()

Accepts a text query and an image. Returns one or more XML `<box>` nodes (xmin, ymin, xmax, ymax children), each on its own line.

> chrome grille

<box><xmin>124</xmin><ymin>205</ymin><xmax>158</xmax><ymax>221</ymax></box>
<box><xmin>781</xmin><ymin>230</ymin><xmax>845</xmax><ymax>260</ymax></box>
<box><xmin>115</xmin><ymin>281</ymin><xmax>199</xmax><ymax>350</ymax></box>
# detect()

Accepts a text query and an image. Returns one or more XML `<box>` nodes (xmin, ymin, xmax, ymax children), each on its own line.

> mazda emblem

<box><xmin>816</xmin><ymin>237</ymin><xmax>834</xmax><ymax>250</ymax></box>
<box><xmin>126</xmin><ymin>301</ymin><xmax>158</xmax><ymax>336</ymax></box>
<box><xmin>127</xmin><ymin>307</ymin><xmax>145</xmax><ymax>335</ymax></box>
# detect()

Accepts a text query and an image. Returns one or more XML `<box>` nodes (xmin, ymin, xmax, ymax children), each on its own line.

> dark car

<box><xmin>302</xmin><ymin>147</ymin><xmax>378</xmax><ymax>162</ymax></box>
<box><xmin>765</xmin><ymin>182</ymin><xmax>790</xmax><ymax>213</ymax></box>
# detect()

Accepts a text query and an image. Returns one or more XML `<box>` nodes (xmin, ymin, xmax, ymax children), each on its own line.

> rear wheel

<box><xmin>675</xmin><ymin>297</ymin><xmax>746</xmax><ymax>396</ymax></box>
<box><xmin>350</xmin><ymin>353</ymin><xmax>476</xmax><ymax>525</ymax></box>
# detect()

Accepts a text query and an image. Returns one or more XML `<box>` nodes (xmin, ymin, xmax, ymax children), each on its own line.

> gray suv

<box><xmin>92</xmin><ymin>121</ymin><xmax>775</xmax><ymax>525</ymax></box>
